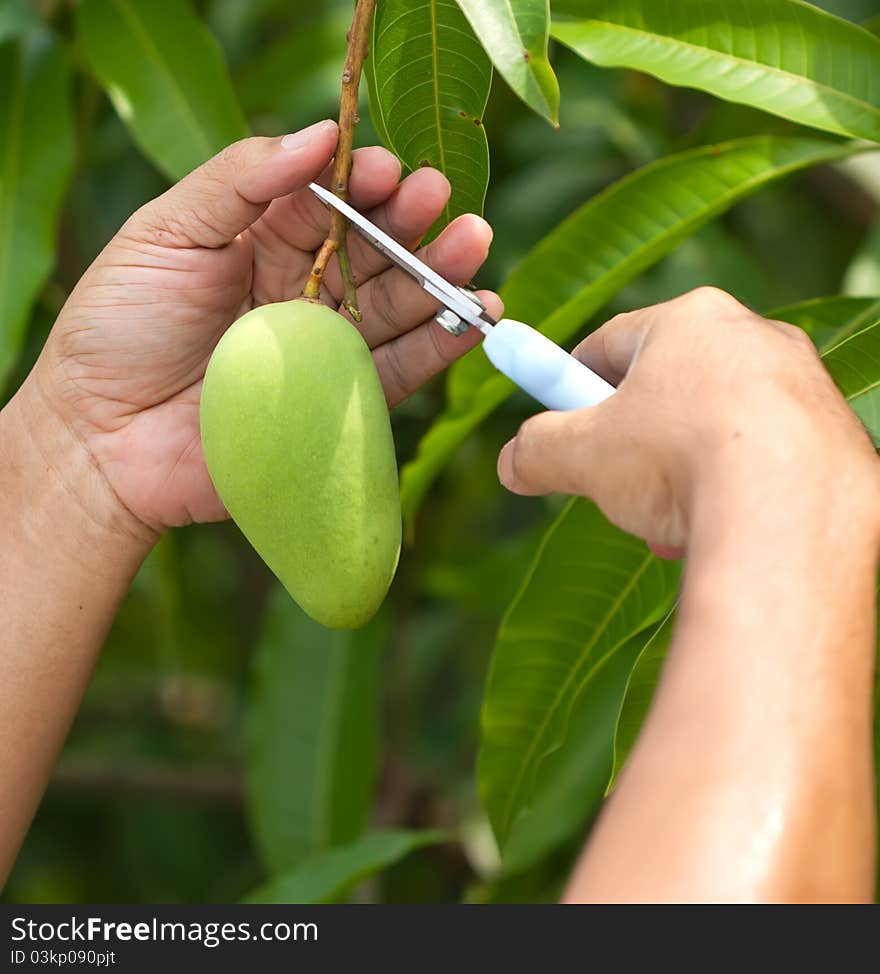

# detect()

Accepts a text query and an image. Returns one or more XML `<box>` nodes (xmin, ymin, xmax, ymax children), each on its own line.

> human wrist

<box><xmin>687</xmin><ymin>406</ymin><xmax>880</xmax><ymax>561</ymax></box>
<box><xmin>1</xmin><ymin>377</ymin><xmax>157</xmax><ymax>576</ymax></box>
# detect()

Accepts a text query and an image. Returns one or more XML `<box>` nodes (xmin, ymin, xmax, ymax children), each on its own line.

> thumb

<box><xmin>497</xmin><ymin>402</ymin><xmax>619</xmax><ymax>499</ymax></box>
<box><xmin>125</xmin><ymin>120</ymin><xmax>339</xmax><ymax>248</ymax></box>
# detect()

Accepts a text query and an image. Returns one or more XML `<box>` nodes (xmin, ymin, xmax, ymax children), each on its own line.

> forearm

<box><xmin>0</xmin><ymin>379</ymin><xmax>153</xmax><ymax>883</ymax></box>
<box><xmin>566</xmin><ymin>455</ymin><xmax>880</xmax><ymax>903</ymax></box>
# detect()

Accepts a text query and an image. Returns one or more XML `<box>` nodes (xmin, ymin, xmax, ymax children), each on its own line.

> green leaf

<box><xmin>401</xmin><ymin>136</ymin><xmax>861</xmax><ymax>523</ymax></box>
<box><xmin>551</xmin><ymin>0</ymin><xmax>880</xmax><ymax>143</ymax></box>
<box><xmin>501</xmin><ymin>619</ymin><xmax>671</xmax><ymax>873</ymax></box>
<box><xmin>822</xmin><ymin>317</ymin><xmax>880</xmax><ymax>444</ymax></box>
<box><xmin>455</xmin><ymin>0</ymin><xmax>559</xmax><ymax>125</ymax></box>
<box><xmin>864</xmin><ymin>15</ymin><xmax>880</xmax><ymax>38</ymax></box>
<box><xmin>366</xmin><ymin>0</ymin><xmax>492</xmax><ymax>235</ymax></box>
<box><xmin>768</xmin><ymin>295</ymin><xmax>880</xmax><ymax>351</ymax></box>
<box><xmin>478</xmin><ymin>499</ymin><xmax>680</xmax><ymax>851</ymax></box>
<box><xmin>243</xmin><ymin>829</ymin><xmax>446</xmax><ymax>904</ymax></box>
<box><xmin>0</xmin><ymin>33</ymin><xmax>73</xmax><ymax>390</ymax></box>
<box><xmin>607</xmin><ymin>612</ymin><xmax>675</xmax><ymax>792</ymax></box>
<box><xmin>76</xmin><ymin>0</ymin><xmax>247</xmax><ymax>182</ymax></box>
<box><xmin>244</xmin><ymin>586</ymin><xmax>387</xmax><ymax>874</ymax></box>
<box><xmin>235</xmin><ymin>9</ymin><xmax>349</xmax><ymax>118</ymax></box>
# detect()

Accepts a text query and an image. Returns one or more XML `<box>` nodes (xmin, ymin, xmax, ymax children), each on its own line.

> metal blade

<box><xmin>308</xmin><ymin>182</ymin><xmax>492</xmax><ymax>330</ymax></box>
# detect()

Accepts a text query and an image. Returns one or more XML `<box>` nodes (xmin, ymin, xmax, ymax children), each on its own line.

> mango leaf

<box><xmin>366</xmin><ymin>0</ymin><xmax>491</xmax><ymax>234</ymax></box>
<box><xmin>401</xmin><ymin>136</ymin><xmax>861</xmax><ymax>523</ymax></box>
<box><xmin>500</xmin><ymin>618</ymin><xmax>674</xmax><ymax>874</ymax></box>
<box><xmin>244</xmin><ymin>586</ymin><xmax>387</xmax><ymax>874</ymax></box>
<box><xmin>243</xmin><ymin>829</ymin><xmax>446</xmax><ymax>904</ymax></box>
<box><xmin>607</xmin><ymin>612</ymin><xmax>675</xmax><ymax>792</ymax></box>
<box><xmin>478</xmin><ymin>499</ymin><xmax>680</xmax><ymax>852</ymax></box>
<box><xmin>769</xmin><ymin>295</ymin><xmax>880</xmax><ymax>351</ymax></box>
<box><xmin>822</xmin><ymin>317</ymin><xmax>880</xmax><ymax>444</ymax></box>
<box><xmin>455</xmin><ymin>0</ymin><xmax>559</xmax><ymax>125</ymax></box>
<box><xmin>76</xmin><ymin>0</ymin><xmax>247</xmax><ymax>182</ymax></box>
<box><xmin>551</xmin><ymin>0</ymin><xmax>880</xmax><ymax>143</ymax></box>
<box><xmin>606</xmin><ymin>321</ymin><xmax>880</xmax><ymax>795</ymax></box>
<box><xmin>0</xmin><ymin>34</ymin><xmax>73</xmax><ymax>390</ymax></box>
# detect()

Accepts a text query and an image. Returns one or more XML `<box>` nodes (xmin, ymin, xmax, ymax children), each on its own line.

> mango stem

<box><xmin>302</xmin><ymin>0</ymin><xmax>377</xmax><ymax>323</ymax></box>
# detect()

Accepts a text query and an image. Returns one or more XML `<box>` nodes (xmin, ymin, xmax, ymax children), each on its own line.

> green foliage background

<box><xmin>2</xmin><ymin>0</ymin><xmax>879</xmax><ymax>903</ymax></box>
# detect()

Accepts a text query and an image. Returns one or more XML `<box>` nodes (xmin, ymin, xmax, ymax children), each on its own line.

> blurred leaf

<box><xmin>0</xmin><ymin>33</ymin><xmax>73</xmax><ymax>390</ymax></box>
<box><xmin>607</xmin><ymin>613</ymin><xmax>675</xmax><ymax>792</ymax></box>
<box><xmin>76</xmin><ymin>0</ymin><xmax>247</xmax><ymax>182</ymax></box>
<box><xmin>843</xmin><ymin>222</ymin><xmax>880</xmax><ymax>298</ymax></box>
<box><xmin>865</xmin><ymin>15</ymin><xmax>880</xmax><ymax>37</ymax></box>
<box><xmin>243</xmin><ymin>829</ymin><xmax>446</xmax><ymax>903</ymax></box>
<box><xmin>456</xmin><ymin>0</ymin><xmax>559</xmax><ymax>125</ymax></box>
<box><xmin>552</xmin><ymin>0</ymin><xmax>880</xmax><ymax>143</ymax></box>
<box><xmin>235</xmin><ymin>8</ymin><xmax>349</xmax><ymax>118</ymax></box>
<box><xmin>0</xmin><ymin>0</ymin><xmax>40</xmax><ymax>43</ymax></box>
<box><xmin>401</xmin><ymin>136</ymin><xmax>861</xmax><ymax>523</ymax></box>
<box><xmin>769</xmin><ymin>294</ymin><xmax>880</xmax><ymax>350</ymax></box>
<box><xmin>822</xmin><ymin>317</ymin><xmax>880</xmax><ymax>443</ymax></box>
<box><xmin>244</xmin><ymin>587</ymin><xmax>387</xmax><ymax>874</ymax></box>
<box><xmin>366</xmin><ymin>0</ymin><xmax>491</xmax><ymax>235</ymax></box>
<box><xmin>501</xmin><ymin>619</ymin><xmax>673</xmax><ymax>873</ymax></box>
<box><xmin>478</xmin><ymin>500</ymin><xmax>680</xmax><ymax>852</ymax></box>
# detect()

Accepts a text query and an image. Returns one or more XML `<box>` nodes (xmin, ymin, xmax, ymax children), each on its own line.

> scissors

<box><xmin>309</xmin><ymin>183</ymin><xmax>616</xmax><ymax>412</ymax></box>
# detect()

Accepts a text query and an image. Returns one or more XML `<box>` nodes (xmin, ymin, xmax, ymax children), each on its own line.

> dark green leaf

<box><xmin>76</xmin><ymin>0</ymin><xmax>247</xmax><ymax>182</ymax></box>
<box><xmin>0</xmin><ymin>33</ymin><xmax>73</xmax><ymax>390</ymax></box>
<box><xmin>456</xmin><ymin>0</ymin><xmax>559</xmax><ymax>124</ymax></box>
<box><xmin>769</xmin><ymin>295</ymin><xmax>880</xmax><ymax>351</ymax></box>
<box><xmin>244</xmin><ymin>587</ymin><xmax>387</xmax><ymax>873</ymax></box>
<box><xmin>552</xmin><ymin>0</ymin><xmax>880</xmax><ymax>143</ymax></box>
<box><xmin>401</xmin><ymin>136</ymin><xmax>861</xmax><ymax>523</ymax></box>
<box><xmin>822</xmin><ymin>317</ymin><xmax>880</xmax><ymax>443</ymax></box>
<box><xmin>366</xmin><ymin>0</ymin><xmax>491</xmax><ymax>234</ymax></box>
<box><xmin>607</xmin><ymin>612</ymin><xmax>675</xmax><ymax>792</ymax></box>
<box><xmin>501</xmin><ymin>620</ymin><xmax>672</xmax><ymax>873</ymax></box>
<box><xmin>243</xmin><ymin>829</ymin><xmax>446</xmax><ymax>904</ymax></box>
<box><xmin>478</xmin><ymin>500</ymin><xmax>680</xmax><ymax>851</ymax></box>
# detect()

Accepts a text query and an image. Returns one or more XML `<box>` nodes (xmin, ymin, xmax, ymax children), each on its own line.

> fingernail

<box><xmin>281</xmin><ymin>120</ymin><xmax>336</xmax><ymax>151</ymax></box>
<box><xmin>497</xmin><ymin>441</ymin><xmax>515</xmax><ymax>489</ymax></box>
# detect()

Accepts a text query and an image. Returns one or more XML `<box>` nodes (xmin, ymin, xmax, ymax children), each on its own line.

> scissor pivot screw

<box><xmin>436</xmin><ymin>308</ymin><xmax>469</xmax><ymax>337</ymax></box>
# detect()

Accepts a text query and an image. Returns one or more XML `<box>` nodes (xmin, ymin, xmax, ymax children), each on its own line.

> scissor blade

<box><xmin>308</xmin><ymin>182</ymin><xmax>486</xmax><ymax>326</ymax></box>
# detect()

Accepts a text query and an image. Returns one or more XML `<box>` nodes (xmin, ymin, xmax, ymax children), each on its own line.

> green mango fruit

<box><xmin>201</xmin><ymin>299</ymin><xmax>401</xmax><ymax>629</ymax></box>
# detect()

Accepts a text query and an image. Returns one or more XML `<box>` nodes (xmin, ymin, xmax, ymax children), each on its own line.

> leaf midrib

<box><xmin>553</xmin><ymin>17</ymin><xmax>880</xmax><ymax>129</ymax></box>
<box><xmin>504</xmin><ymin>139</ymin><xmax>858</xmax><ymax>388</ymax></box>
<box><xmin>497</xmin><ymin>550</ymin><xmax>655</xmax><ymax>840</ymax></box>
<box><xmin>821</xmin><ymin>299</ymin><xmax>880</xmax><ymax>350</ymax></box>
<box><xmin>428</xmin><ymin>0</ymin><xmax>452</xmax><ymax>227</ymax></box>
<box><xmin>109</xmin><ymin>0</ymin><xmax>215</xmax><ymax>162</ymax></box>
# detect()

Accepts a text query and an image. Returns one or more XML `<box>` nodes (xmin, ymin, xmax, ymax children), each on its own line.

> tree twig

<box><xmin>302</xmin><ymin>0</ymin><xmax>377</xmax><ymax>321</ymax></box>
